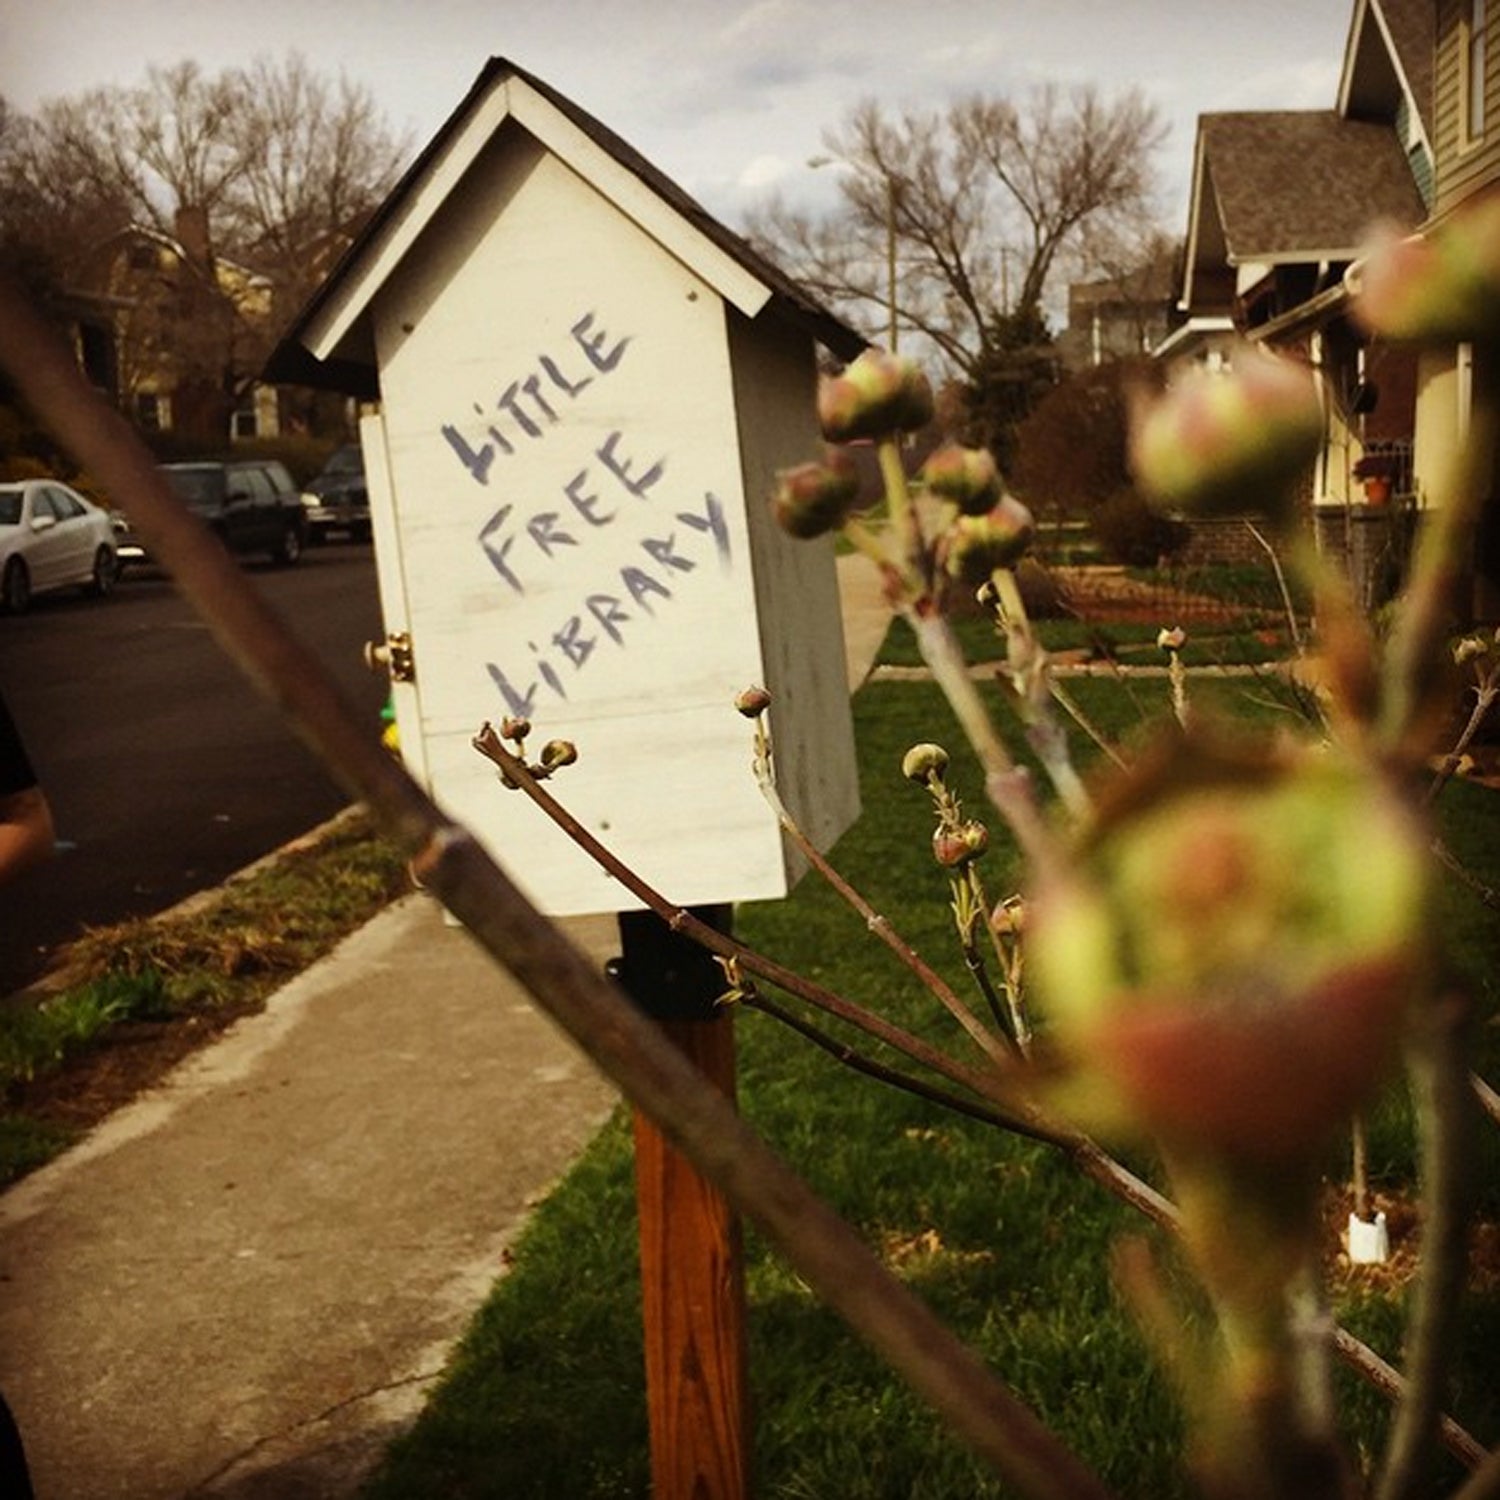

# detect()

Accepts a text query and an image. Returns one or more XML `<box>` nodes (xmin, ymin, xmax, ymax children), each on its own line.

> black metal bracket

<box><xmin>607</xmin><ymin>905</ymin><xmax>733</xmax><ymax>1023</ymax></box>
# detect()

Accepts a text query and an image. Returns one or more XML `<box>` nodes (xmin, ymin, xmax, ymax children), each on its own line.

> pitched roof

<box><xmin>1380</xmin><ymin>0</ymin><xmax>1435</xmax><ymax>128</ymax></box>
<box><xmin>265</xmin><ymin>58</ymin><xmax>865</xmax><ymax>397</ymax></box>
<box><xmin>1197</xmin><ymin>110</ymin><xmax>1427</xmax><ymax>263</ymax></box>
<box><xmin>1335</xmin><ymin>0</ymin><xmax>1434</xmax><ymax>151</ymax></box>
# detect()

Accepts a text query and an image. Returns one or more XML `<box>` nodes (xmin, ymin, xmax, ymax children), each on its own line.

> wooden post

<box><xmin>612</xmin><ymin>907</ymin><xmax>750</xmax><ymax>1500</ymax></box>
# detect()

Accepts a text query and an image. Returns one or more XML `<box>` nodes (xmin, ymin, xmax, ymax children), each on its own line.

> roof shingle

<box><xmin>1201</xmin><ymin>110</ymin><xmax>1427</xmax><ymax>262</ymax></box>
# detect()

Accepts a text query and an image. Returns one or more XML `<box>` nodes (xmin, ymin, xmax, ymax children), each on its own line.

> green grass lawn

<box><xmin>363</xmin><ymin>663</ymin><xmax>1500</xmax><ymax>1499</ymax></box>
<box><xmin>878</xmin><ymin>612</ymin><xmax>1297</xmax><ymax>671</ymax></box>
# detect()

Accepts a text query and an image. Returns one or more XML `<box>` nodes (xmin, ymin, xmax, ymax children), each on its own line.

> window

<box><xmin>1467</xmin><ymin>0</ymin><xmax>1488</xmax><ymax>143</ymax></box>
<box><xmin>42</xmin><ymin>488</ymin><xmax>84</xmax><ymax>520</ymax></box>
<box><xmin>232</xmin><ymin>406</ymin><xmax>259</xmax><ymax>440</ymax></box>
<box><xmin>136</xmin><ymin>393</ymin><xmax>163</xmax><ymax>432</ymax></box>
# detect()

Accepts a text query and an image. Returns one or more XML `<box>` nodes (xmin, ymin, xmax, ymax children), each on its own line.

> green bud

<box><xmin>941</xmin><ymin>496</ymin><xmax>1035</xmax><ymax>584</ymax></box>
<box><xmin>817</xmin><ymin>350</ymin><xmax>935</xmax><ymax>443</ymax></box>
<box><xmin>921</xmin><ymin>444</ymin><xmax>1003</xmax><ymax>516</ymax></box>
<box><xmin>771</xmin><ymin>448</ymin><xmax>861</xmax><ymax>539</ymax></box>
<box><xmin>901</xmin><ymin>742</ymin><xmax>950</xmax><ymax>782</ymax></box>
<box><xmin>539</xmin><ymin>739</ymin><xmax>578</xmax><ymax>770</ymax></box>
<box><xmin>1353</xmin><ymin>197</ymin><xmax>1500</xmax><ymax>344</ymax></box>
<box><xmin>1027</xmin><ymin>742</ymin><xmax>1428</xmax><ymax>1163</ymax></box>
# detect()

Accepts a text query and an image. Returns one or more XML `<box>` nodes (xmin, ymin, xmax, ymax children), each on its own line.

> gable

<box><xmin>266</xmin><ymin>58</ymin><xmax>862</xmax><ymax>397</ymax></box>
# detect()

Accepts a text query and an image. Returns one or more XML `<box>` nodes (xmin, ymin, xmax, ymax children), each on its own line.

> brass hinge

<box><xmin>363</xmin><ymin>631</ymin><xmax>415</xmax><ymax>683</ymax></box>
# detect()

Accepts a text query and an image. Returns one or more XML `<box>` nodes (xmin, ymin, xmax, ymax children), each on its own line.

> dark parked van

<box><xmin>118</xmin><ymin>461</ymin><xmax>309</xmax><ymax>568</ymax></box>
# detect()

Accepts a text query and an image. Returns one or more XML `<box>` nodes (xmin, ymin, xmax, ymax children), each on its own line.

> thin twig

<box><xmin>1245</xmin><ymin>520</ymin><xmax>1307</xmax><ymax>658</ymax></box>
<box><xmin>1331</xmin><ymin>1327</ymin><xmax>1488</xmax><ymax>1471</ymax></box>
<box><xmin>1423</xmin><ymin>671</ymin><xmax>1499</xmax><ymax>807</ymax></box>
<box><xmin>740</xmin><ymin>991</ymin><xmax>1041</xmax><ymax>1136</ymax></box>
<box><xmin>1379</xmin><ymin>418</ymin><xmax>1493</xmax><ymax>753</ymax></box>
<box><xmin>1047</xmin><ymin>678</ymin><xmax>1130</xmax><ymax>771</ymax></box>
<box><xmin>474</xmin><ymin>643</ymin><xmax>1493</xmax><ymax>1473</ymax></box>
<box><xmin>1472</xmin><ymin>1071</ymin><xmax>1500</xmax><ymax>1129</ymax></box>
<box><xmin>749</xmin><ymin>722</ymin><xmax>1015</xmax><ymax>1069</ymax></box>
<box><xmin>1451</xmin><ymin>1444</ymin><xmax>1500</xmax><ymax>1500</ymax></box>
<box><xmin>1430</xmin><ymin>836</ymin><xmax>1500</xmax><ymax>912</ymax></box>
<box><xmin>1375</xmin><ymin>991</ymin><xmax>1477</xmax><ymax>1500</ymax></box>
<box><xmin>473</xmin><ymin>724</ymin><xmax>1034</xmax><ymax>1114</ymax></box>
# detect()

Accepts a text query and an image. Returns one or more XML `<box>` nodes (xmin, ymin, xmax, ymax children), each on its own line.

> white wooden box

<box><xmin>269</xmin><ymin>62</ymin><xmax>863</xmax><ymax>915</ymax></box>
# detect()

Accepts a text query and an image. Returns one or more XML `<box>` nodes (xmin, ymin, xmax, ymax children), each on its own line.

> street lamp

<box><xmin>808</xmin><ymin>155</ymin><xmax>899</xmax><ymax>352</ymax></box>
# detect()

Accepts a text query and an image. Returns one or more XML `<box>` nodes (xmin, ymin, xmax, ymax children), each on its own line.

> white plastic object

<box><xmin>1347</xmin><ymin>1211</ymin><xmax>1390</xmax><ymax>1265</ymax></box>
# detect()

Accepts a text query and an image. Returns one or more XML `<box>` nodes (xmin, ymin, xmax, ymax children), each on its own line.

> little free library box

<box><xmin>269</xmin><ymin>59</ymin><xmax>866</xmax><ymax>915</ymax></box>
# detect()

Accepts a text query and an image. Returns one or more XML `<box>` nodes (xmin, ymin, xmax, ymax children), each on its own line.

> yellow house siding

<box><xmin>1435</xmin><ymin>0</ymin><xmax>1500</xmax><ymax>213</ymax></box>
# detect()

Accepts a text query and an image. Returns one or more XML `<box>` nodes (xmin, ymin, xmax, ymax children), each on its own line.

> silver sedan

<box><xmin>0</xmin><ymin>478</ymin><xmax>119</xmax><ymax>613</ymax></box>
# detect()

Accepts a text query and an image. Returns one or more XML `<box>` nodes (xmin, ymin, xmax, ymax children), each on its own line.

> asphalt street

<box><xmin>0</xmin><ymin>545</ymin><xmax>388</xmax><ymax>993</ymax></box>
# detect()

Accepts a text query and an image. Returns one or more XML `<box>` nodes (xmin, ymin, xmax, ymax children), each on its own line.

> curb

<box><xmin>2</xmin><ymin>801</ymin><xmax>375</xmax><ymax>1011</ymax></box>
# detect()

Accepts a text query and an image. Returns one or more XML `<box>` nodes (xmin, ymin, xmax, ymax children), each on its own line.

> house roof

<box><xmin>1180</xmin><ymin>109</ymin><xmax>1428</xmax><ymax>311</ymax></box>
<box><xmin>265</xmin><ymin>57</ymin><xmax>865</xmax><ymax>398</ymax></box>
<box><xmin>1200</xmin><ymin>111</ymin><xmax>1427</xmax><ymax>262</ymax></box>
<box><xmin>1340</xmin><ymin>0</ymin><xmax>1434</xmax><ymax>139</ymax></box>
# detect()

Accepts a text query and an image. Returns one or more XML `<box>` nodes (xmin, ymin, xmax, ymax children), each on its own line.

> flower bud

<box><xmin>1352</xmin><ymin>198</ymin><xmax>1500</xmax><ymax>344</ymax></box>
<box><xmin>1129</xmin><ymin>348</ymin><xmax>1322</xmax><ymax>519</ymax></box>
<box><xmin>1157</xmin><ymin>626</ymin><xmax>1187</xmax><ymax>651</ymax></box>
<box><xmin>539</xmin><ymin>739</ymin><xmax>578</xmax><ymax>770</ymax></box>
<box><xmin>771</xmin><ymin>448</ymin><xmax>861</xmax><ymax>538</ymax></box>
<box><xmin>932</xmin><ymin>819</ymin><xmax>988</xmax><ymax>867</ymax></box>
<box><xmin>735</xmin><ymin>685</ymin><xmax>772</xmax><ymax>718</ymax></box>
<box><xmin>1453</xmin><ymin>635</ymin><xmax>1489</xmax><ymax>666</ymax></box>
<box><xmin>1027</xmin><ymin>743</ymin><xmax>1428</xmax><ymax>1163</ymax></box>
<box><xmin>500</xmin><ymin>716</ymin><xmax>531</xmax><ymax>743</ymax></box>
<box><xmin>921</xmin><ymin>444</ymin><xmax>1003</xmax><ymax>516</ymax></box>
<box><xmin>992</xmin><ymin>898</ymin><xmax>1026</xmax><ymax>937</ymax></box>
<box><xmin>901</xmin><ymin>742</ymin><xmax>950</xmax><ymax>783</ymax></box>
<box><xmin>817</xmin><ymin>350</ymin><xmax>934</xmax><ymax>443</ymax></box>
<box><xmin>940</xmin><ymin>496</ymin><xmax>1035</xmax><ymax>584</ymax></box>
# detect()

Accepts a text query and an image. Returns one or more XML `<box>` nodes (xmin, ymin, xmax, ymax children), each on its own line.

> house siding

<box><xmin>1397</xmin><ymin>94</ymin><xmax>1437</xmax><ymax>204</ymax></box>
<box><xmin>1434</xmin><ymin>0</ymin><xmax>1500</xmax><ymax>213</ymax></box>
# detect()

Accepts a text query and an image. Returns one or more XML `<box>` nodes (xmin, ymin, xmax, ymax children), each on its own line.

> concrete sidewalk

<box><xmin>0</xmin><ymin>554</ymin><xmax>893</xmax><ymax>1499</ymax></box>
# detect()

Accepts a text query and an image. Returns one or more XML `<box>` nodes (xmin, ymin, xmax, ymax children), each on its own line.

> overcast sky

<box><xmin>4</xmin><ymin>0</ymin><xmax>1355</xmax><ymax>236</ymax></box>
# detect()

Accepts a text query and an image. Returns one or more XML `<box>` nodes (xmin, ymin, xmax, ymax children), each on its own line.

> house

<box><xmin>42</xmin><ymin>207</ymin><xmax>287</xmax><ymax>449</ymax></box>
<box><xmin>1057</xmin><ymin>242</ymin><xmax>1183</xmax><ymax>372</ymax></box>
<box><xmin>264</xmin><ymin>58</ymin><xmax>866</xmax><ymax>917</ymax></box>
<box><xmin>1412</xmin><ymin>0</ymin><xmax>1500</xmax><ymax>617</ymax></box>
<box><xmin>1165</xmin><ymin>0</ymin><xmax>1435</xmax><ymax>596</ymax></box>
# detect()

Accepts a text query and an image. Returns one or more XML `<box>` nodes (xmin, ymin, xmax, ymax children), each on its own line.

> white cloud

<box><xmin>737</xmin><ymin>154</ymin><xmax>795</xmax><ymax>191</ymax></box>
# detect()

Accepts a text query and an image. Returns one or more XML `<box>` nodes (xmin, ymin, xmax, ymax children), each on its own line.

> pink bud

<box><xmin>771</xmin><ymin>448</ymin><xmax>861</xmax><ymax>538</ymax></box>
<box><xmin>932</xmin><ymin>820</ymin><xmax>989</xmax><ymax>867</ymax></box>
<box><xmin>817</xmin><ymin>350</ymin><xmax>935</xmax><ymax>443</ymax></box>
<box><xmin>1027</xmin><ymin>745</ymin><xmax>1428</xmax><ymax>1163</ymax></box>
<box><xmin>735</xmin><ymin>685</ymin><xmax>773</xmax><ymax>718</ymax></box>
<box><xmin>940</xmin><ymin>496</ymin><xmax>1035</xmax><ymax>584</ymax></box>
<box><xmin>1353</xmin><ymin>198</ymin><xmax>1500</xmax><ymax>343</ymax></box>
<box><xmin>1129</xmin><ymin>348</ymin><xmax>1322</xmax><ymax>519</ymax></box>
<box><xmin>921</xmin><ymin>444</ymin><xmax>1003</xmax><ymax>516</ymax></box>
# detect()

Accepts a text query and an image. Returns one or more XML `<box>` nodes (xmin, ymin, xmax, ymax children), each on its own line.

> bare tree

<box><xmin>218</xmin><ymin>53</ymin><xmax>410</xmax><ymax>318</ymax></box>
<box><xmin>0</xmin><ymin>57</ymin><xmax>408</xmax><ymax>443</ymax></box>
<box><xmin>746</xmin><ymin>85</ymin><xmax>1167</xmax><ymax>402</ymax></box>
